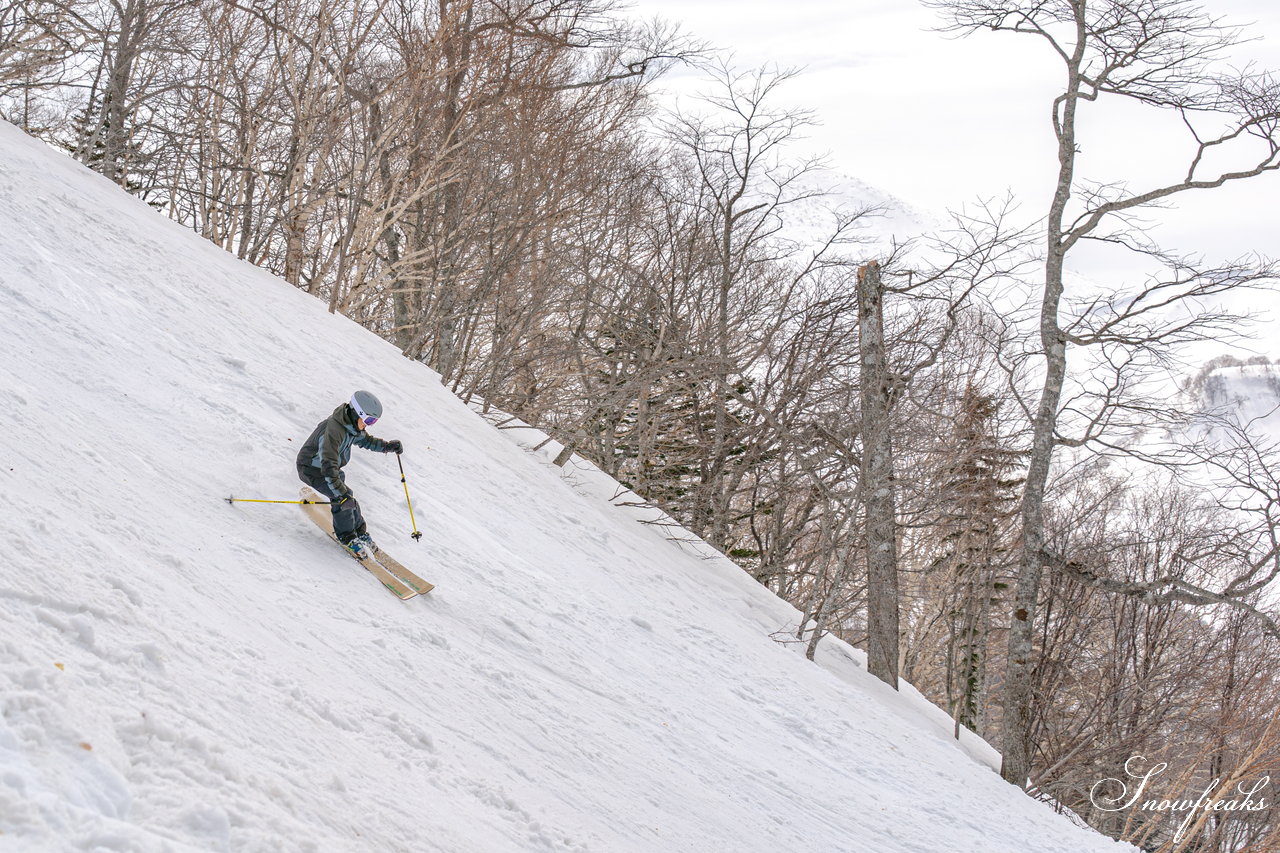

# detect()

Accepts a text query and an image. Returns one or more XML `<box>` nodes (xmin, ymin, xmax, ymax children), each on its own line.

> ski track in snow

<box><xmin>0</xmin><ymin>119</ymin><xmax>1137</xmax><ymax>852</ymax></box>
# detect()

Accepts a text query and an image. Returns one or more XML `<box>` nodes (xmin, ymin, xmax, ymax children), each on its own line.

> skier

<box><xmin>297</xmin><ymin>390</ymin><xmax>403</xmax><ymax>560</ymax></box>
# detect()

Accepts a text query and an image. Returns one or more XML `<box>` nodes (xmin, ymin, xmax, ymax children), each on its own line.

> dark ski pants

<box><xmin>297</xmin><ymin>465</ymin><xmax>367</xmax><ymax>543</ymax></box>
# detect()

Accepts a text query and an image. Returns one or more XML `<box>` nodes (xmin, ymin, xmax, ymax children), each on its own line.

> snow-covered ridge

<box><xmin>0</xmin><ymin>119</ymin><xmax>1131</xmax><ymax>852</ymax></box>
<box><xmin>1184</xmin><ymin>359</ymin><xmax>1280</xmax><ymax>447</ymax></box>
<box><xmin>1197</xmin><ymin>362</ymin><xmax>1280</xmax><ymax>419</ymax></box>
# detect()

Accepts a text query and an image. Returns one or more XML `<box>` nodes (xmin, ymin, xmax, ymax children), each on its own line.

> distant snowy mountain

<box><xmin>1202</xmin><ymin>363</ymin><xmax>1280</xmax><ymax>421</ymax></box>
<box><xmin>0</xmin><ymin>119</ymin><xmax>1133</xmax><ymax>852</ymax></box>
<box><xmin>762</xmin><ymin>170</ymin><xmax>943</xmax><ymax>260</ymax></box>
<box><xmin>1188</xmin><ymin>358</ymin><xmax>1280</xmax><ymax>443</ymax></box>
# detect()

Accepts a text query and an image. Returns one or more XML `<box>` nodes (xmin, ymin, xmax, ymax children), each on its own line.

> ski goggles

<box><xmin>351</xmin><ymin>398</ymin><xmax>381</xmax><ymax>424</ymax></box>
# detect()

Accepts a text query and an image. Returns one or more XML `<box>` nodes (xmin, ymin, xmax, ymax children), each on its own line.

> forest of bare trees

<box><xmin>4</xmin><ymin>0</ymin><xmax>1280</xmax><ymax>848</ymax></box>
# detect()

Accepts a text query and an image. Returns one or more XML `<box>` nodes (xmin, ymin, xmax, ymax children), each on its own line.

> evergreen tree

<box><xmin>930</xmin><ymin>384</ymin><xmax>1023</xmax><ymax>736</ymax></box>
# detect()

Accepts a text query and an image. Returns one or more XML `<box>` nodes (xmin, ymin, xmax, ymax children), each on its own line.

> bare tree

<box><xmin>0</xmin><ymin>0</ymin><xmax>81</xmax><ymax>126</ymax></box>
<box><xmin>69</xmin><ymin>0</ymin><xmax>203</xmax><ymax>186</ymax></box>
<box><xmin>927</xmin><ymin>0</ymin><xmax>1280</xmax><ymax>787</ymax></box>
<box><xmin>663</xmin><ymin>61</ymin><xmax>842</xmax><ymax>551</ymax></box>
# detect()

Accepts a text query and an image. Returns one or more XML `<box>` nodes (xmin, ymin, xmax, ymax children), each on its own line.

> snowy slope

<box><xmin>1195</xmin><ymin>362</ymin><xmax>1280</xmax><ymax>440</ymax></box>
<box><xmin>0</xmin><ymin>119</ymin><xmax>1132</xmax><ymax>853</ymax></box>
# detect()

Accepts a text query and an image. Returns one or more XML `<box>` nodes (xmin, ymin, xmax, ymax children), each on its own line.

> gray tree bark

<box><xmin>857</xmin><ymin>260</ymin><xmax>900</xmax><ymax>688</ymax></box>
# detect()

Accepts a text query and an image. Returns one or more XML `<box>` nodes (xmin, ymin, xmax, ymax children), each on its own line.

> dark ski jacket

<box><xmin>297</xmin><ymin>403</ymin><xmax>393</xmax><ymax>496</ymax></box>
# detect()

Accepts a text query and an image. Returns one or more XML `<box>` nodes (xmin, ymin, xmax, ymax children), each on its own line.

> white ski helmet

<box><xmin>350</xmin><ymin>390</ymin><xmax>383</xmax><ymax>424</ymax></box>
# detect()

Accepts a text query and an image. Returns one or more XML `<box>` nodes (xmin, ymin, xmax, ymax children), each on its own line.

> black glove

<box><xmin>385</xmin><ymin>440</ymin><xmax>403</xmax><ymax>455</ymax></box>
<box><xmin>333</xmin><ymin>492</ymin><xmax>353</xmax><ymax>506</ymax></box>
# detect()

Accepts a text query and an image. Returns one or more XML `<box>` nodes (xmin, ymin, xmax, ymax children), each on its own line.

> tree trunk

<box><xmin>430</xmin><ymin>0</ymin><xmax>475</xmax><ymax>384</ymax></box>
<box><xmin>88</xmin><ymin>0</ymin><xmax>147</xmax><ymax>184</ymax></box>
<box><xmin>1000</xmin><ymin>10</ymin><xmax>1085</xmax><ymax>786</ymax></box>
<box><xmin>858</xmin><ymin>260</ymin><xmax>899</xmax><ymax>688</ymax></box>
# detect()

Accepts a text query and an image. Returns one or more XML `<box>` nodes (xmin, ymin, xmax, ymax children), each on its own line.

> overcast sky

<box><xmin>629</xmin><ymin>0</ymin><xmax>1280</xmax><ymax>266</ymax></box>
<box><xmin>622</xmin><ymin>0</ymin><xmax>1280</xmax><ymax>361</ymax></box>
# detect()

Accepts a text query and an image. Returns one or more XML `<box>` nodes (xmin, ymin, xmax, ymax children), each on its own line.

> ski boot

<box><xmin>356</xmin><ymin>533</ymin><xmax>380</xmax><ymax>556</ymax></box>
<box><xmin>341</xmin><ymin>536</ymin><xmax>371</xmax><ymax>561</ymax></box>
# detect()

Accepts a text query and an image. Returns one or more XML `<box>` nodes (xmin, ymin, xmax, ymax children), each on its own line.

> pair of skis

<box><xmin>298</xmin><ymin>486</ymin><xmax>433</xmax><ymax>600</ymax></box>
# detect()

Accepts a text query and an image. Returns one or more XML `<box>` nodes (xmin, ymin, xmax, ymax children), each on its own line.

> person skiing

<box><xmin>297</xmin><ymin>390</ymin><xmax>403</xmax><ymax>560</ymax></box>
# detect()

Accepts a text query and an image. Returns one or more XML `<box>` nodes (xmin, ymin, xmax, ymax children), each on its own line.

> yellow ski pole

<box><xmin>396</xmin><ymin>454</ymin><xmax>423</xmax><ymax>541</ymax></box>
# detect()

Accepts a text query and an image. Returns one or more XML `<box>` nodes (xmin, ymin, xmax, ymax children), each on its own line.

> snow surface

<box><xmin>0</xmin><ymin>119</ymin><xmax>1134</xmax><ymax>852</ymax></box>
<box><xmin>1197</xmin><ymin>364</ymin><xmax>1280</xmax><ymax>439</ymax></box>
